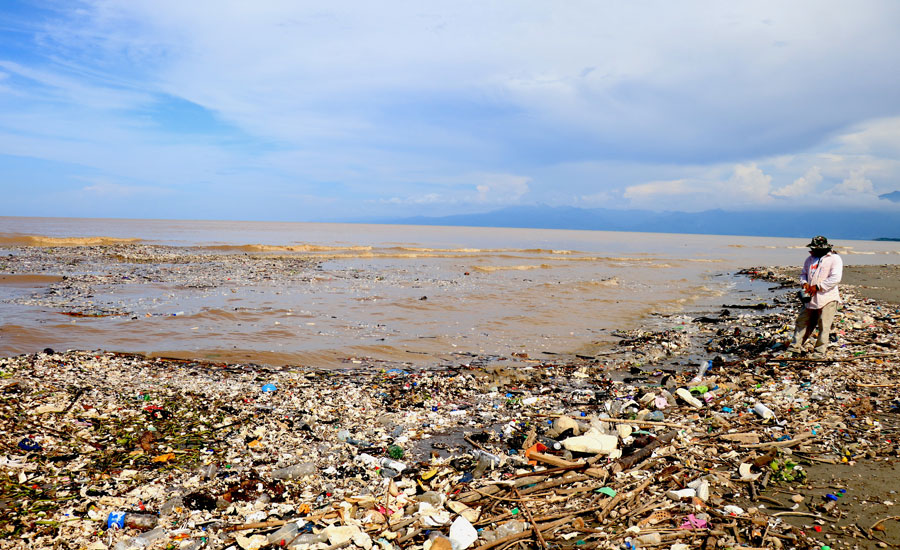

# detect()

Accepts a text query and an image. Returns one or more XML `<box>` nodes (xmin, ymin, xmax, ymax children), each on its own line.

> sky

<box><xmin>1</xmin><ymin>1</ymin><xmax>900</xmax><ymax>222</ymax></box>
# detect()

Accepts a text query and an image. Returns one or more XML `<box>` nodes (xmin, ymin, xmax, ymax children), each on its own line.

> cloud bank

<box><xmin>0</xmin><ymin>1</ymin><xmax>899</xmax><ymax>220</ymax></box>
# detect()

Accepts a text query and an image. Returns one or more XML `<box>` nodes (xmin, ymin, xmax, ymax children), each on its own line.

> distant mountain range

<box><xmin>377</xmin><ymin>205</ymin><xmax>900</xmax><ymax>240</ymax></box>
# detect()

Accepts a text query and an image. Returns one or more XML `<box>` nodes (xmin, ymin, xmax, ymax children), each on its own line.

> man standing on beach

<box><xmin>786</xmin><ymin>236</ymin><xmax>843</xmax><ymax>357</ymax></box>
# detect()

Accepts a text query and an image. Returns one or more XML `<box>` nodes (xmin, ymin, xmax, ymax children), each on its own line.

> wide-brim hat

<box><xmin>806</xmin><ymin>235</ymin><xmax>831</xmax><ymax>249</ymax></box>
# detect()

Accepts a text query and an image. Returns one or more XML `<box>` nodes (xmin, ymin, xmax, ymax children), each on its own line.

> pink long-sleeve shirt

<box><xmin>800</xmin><ymin>251</ymin><xmax>842</xmax><ymax>309</ymax></box>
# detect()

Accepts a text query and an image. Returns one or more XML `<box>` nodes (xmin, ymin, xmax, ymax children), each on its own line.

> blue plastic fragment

<box><xmin>825</xmin><ymin>493</ymin><xmax>838</xmax><ymax>501</ymax></box>
<box><xmin>261</xmin><ymin>383</ymin><xmax>277</xmax><ymax>392</ymax></box>
<box><xmin>18</xmin><ymin>437</ymin><xmax>41</xmax><ymax>452</ymax></box>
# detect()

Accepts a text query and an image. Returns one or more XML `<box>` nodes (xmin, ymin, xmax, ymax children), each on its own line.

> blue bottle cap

<box><xmin>107</xmin><ymin>511</ymin><xmax>126</xmax><ymax>529</ymax></box>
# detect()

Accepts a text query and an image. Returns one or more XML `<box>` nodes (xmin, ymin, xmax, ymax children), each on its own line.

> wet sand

<box><xmin>842</xmin><ymin>264</ymin><xmax>900</xmax><ymax>304</ymax></box>
<box><xmin>0</xmin><ymin>274</ymin><xmax>64</xmax><ymax>287</ymax></box>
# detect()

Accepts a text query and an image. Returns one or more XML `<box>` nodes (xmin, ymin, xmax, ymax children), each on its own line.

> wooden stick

<box><xmin>520</xmin><ymin>474</ymin><xmax>590</xmax><ymax>496</ymax></box>
<box><xmin>526</xmin><ymin>451</ymin><xmax>585</xmax><ymax>469</ymax></box>
<box><xmin>223</xmin><ymin>519</ymin><xmax>288</xmax><ymax>532</ymax></box>
<box><xmin>471</xmin><ymin>488</ymin><xmax>542</xmax><ymax>503</ymax></box>
<box><xmin>870</xmin><ymin>515</ymin><xmax>900</xmax><ymax>530</ymax></box>
<box><xmin>511</xmin><ymin>463</ymin><xmax>586</xmax><ymax>479</ymax></box>
<box><xmin>596</xmin><ymin>492</ymin><xmax>624</xmax><ymax>522</ymax></box>
<box><xmin>465</xmin><ymin>435</ymin><xmax>488</xmax><ymax>452</ymax></box>
<box><xmin>513</xmin><ymin>488</ymin><xmax>548</xmax><ymax>550</ymax></box>
<box><xmin>472</xmin><ymin>516</ymin><xmax>572</xmax><ymax>550</ymax></box>
<box><xmin>771</xmin><ymin>511</ymin><xmax>823</xmax><ymax>519</ymax></box>
<box><xmin>537</xmin><ymin>415</ymin><xmax>692</xmax><ymax>430</ymax></box>
<box><xmin>614</xmin><ymin>430</ymin><xmax>679</xmax><ymax>473</ymax></box>
<box><xmin>739</xmin><ymin>432</ymin><xmax>815</xmax><ymax>450</ymax></box>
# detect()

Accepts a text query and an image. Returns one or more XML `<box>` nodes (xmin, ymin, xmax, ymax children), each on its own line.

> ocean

<box><xmin>1</xmin><ymin>216</ymin><xmax>897</xmax><ymax>367</ymax></box>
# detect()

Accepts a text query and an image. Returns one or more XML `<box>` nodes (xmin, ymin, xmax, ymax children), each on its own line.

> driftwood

<box><xmin>613</xmin><ymin>429</ymin><xmax>679</xmax><ymax>473</ymax></box>
<box><xmin>738</xmin><ymin>431</ymin><xmax>815</xmax><ymax>450</ymax></box>
<box><xmin>538</xmin><ymin>414</ymin><xmax>692</xmax><ymax>430</ymax></box>
<box><xmin>472</xmin><ymin>516</ymin><xmax>573</xmax><ymax>550</ymax></box>
<box><xmin>513</xmin><ymin>488</ymin><xmax>548</xmax><ymax>550</ymax></box>
<box><xmin>223</xmin><ymin>519</ymin><xmax>288</xmax><ymax>532</ymax></box>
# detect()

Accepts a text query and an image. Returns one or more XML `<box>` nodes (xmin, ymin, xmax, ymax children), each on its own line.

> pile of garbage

<box><xmin>1</xmin><ymin>267</ymin><xmax>898</xmax><ymax>550</ymax></box>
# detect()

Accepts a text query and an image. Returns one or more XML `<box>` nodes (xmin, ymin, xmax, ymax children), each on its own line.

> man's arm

<box><xmin>818</xmin><ymin>255</ymin><xmax>843</xmax><ymax>293</ymax></box>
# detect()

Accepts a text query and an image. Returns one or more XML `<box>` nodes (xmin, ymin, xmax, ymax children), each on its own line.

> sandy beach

<box><xmin>841</xmin><ymin>265</ymin><xmax>900</xmax><ymax>305</ymax></box>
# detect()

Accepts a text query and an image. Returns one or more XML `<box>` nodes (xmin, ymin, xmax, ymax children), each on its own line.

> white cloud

<box><xmin>622</xmin><ymin>164</ymin><xmax>775</xmax><ymax>210</ymax></box>
<box><xmin>829</xmin><ymin>169</ymin><xmax>875</xmax><ymax>196</ymax></box>
<box><xmin>727</xmin><ymin>163</ymin><xmax>772</xmax><ymax>203</ymax></box>
<box><xmin>80</xmin><ymin>179</ymin><xmax>173</xmax><ymax>197</ymax></box>
<box><xmin>772</xmin><ymin>166</ymin><xmax>822</xmax><ymax>197</ymax></box>
<box><xmin>835</xmin><ymin>116</ymin><xmax>900</xmax><ymax>156</ymax></box>
<box><xmin>623</xmin><ymin>179</ymin><xmax>695</xmax><ymax>200</ymax></box>
<box><xmin>381</xmin><ymin>172</ymin><xmax>530</xmax><ymax>209</ymax></box>
<box><xmin>475</xmin><ymin>174</ymin><xmax>530</xmax><ymax>203</ymax></box>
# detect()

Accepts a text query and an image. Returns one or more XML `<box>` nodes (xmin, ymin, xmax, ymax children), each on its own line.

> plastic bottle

<box><xmin>267</xmin><ymin>521</ymin><xmax>302</xmax><ymax>545</ymax></box>
<box><xmin>272</xmin><ymin>462</ymin><xmax>316</xmax><ymax>480</ymax></box>
<box><xmin>691</xmin><ymin>360</ymin><xmax>712</xmax><ymax>383</ymax></box>
<box><xmin>417</xmin><ymin>491</ymin><xmax>444</xmax><ymax>506</ymax></box>
<box><xmin>495</xmin><ymin>520</ymin><xmax>527</xmax><ymax>538</ymax></box>
<box><xmin>337</xmin><ymin>430</ymin><xmax>370</xmax><ymax>447</ymax></box>
<box><xmin>536</xmin><ymin>435</ymin><xmax>562</xmax><ymax>450</ymax></box>
<box><xmin>112</xmin><ymin>527</ymin><xmax>166</xmax><ymax>550</ymax></box>
<box><xmin>473</xmin><ymin>454</ymin><xmax>492</xmax><ymax>478</ymax></box>
<box><xmin>107</xmin><ymin>511</ymin><xmax>158</xmax><ymax>531</ymax></box>
<box><xmin>752</xmin><ymin>402</ymin><xmax>775</xmax><ymax>420</ymax></box>
<box><xmin>159</xmin><ymin>496</ymin><xmax>183</xmax><ymax>517</ymax></box>
<box><xmin>379</xmin><ymin>457</ymin><xmax>407</xmax><ymax>472</ymax></box>
<box><xmin>199</xmin><ymin>463</ymin><xmax>218</xmax><ymax>480</ymax></box>
<box><xmin>471</xmin><ymin>449</ymin><xmax>501</xmax><ymax>466</ymax></box>
<box><xmin>292</xmin><ymin>532</ymin><xmax>328</xmax><ymax>546</ymax></box>
<box><xmin>354</xmin><ymin>453</ymin><xmax>379</xmax><ymax>467</ymax></box>
<box><xmin>634</xmin><ymin>532</ymin><xmax>661</xmax><ymax>546</ymax></box>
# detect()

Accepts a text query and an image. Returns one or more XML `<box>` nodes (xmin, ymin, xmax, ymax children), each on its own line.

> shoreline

<box><xmin>1</xmin><ymin>266</ymin><xmax>898</xmax><ymax>549</ymax></box>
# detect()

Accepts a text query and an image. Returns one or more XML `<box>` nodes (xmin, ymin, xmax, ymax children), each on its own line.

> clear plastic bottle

<box><xmin>199</xmin><ymin>463</ymin><xmax>218</xmax><ymax>480</ymax></box>
<box><xmin>417</xmin><ymin>491</ymin><xmax>444</xmax><ymax>506</ymax></box>
<box><xmin>495</xmin><ymin>520</ymin><xmax>527</xmax><ymax>538</ymax></box>
<box><xmin>272</xmin><ymin>462</ymin><xmax>316</xmax><ymax>480</ymax></box>
<box><xmin>159</xmin><ymin>496</ymin><xmax>183</xmax><ymax>517</ymax></box>
<box><xmin>113</xmin><ymin>527</ymin><xmax>166</xmax><ymax>550</ymax></box>
<box><xmin>379</xmin><ymin>457</ymin><xmax>406</xmax><ymax>472</ymax></box>
<box><xmin>267</xmin><ymin>521</ymin><xmax>302</xmax><ymax>545</ymax></box>
<box><xmin>292</xmin><ymin>532</ymin><xmax>328</xmax><ymax>546</ymax></box>
<box><xmin>107</xmin><ymin>511</ymin><xmax>158</xmax><ymax>531</ymax></box>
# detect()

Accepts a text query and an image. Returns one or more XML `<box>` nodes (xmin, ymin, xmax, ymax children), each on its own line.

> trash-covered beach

<box><xmin>1</xmin><ymin>242</ymin><xmax>899</xmax><ymax>550</ymax></box>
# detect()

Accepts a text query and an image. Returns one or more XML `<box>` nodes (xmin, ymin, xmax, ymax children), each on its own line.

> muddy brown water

<box><xmin>1</xmin><ymin>217</ymin><xmax>898</xmax><ymax>367</ymax></box>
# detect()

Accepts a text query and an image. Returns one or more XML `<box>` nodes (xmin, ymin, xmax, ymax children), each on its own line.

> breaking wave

<box><xmin>0</xmin><ymin>233</ymin><xmax>141</xmax><ymax>247</ymax></box>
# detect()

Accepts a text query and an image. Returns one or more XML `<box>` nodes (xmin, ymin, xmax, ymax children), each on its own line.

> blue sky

<box><xmin>1</xmin><ymin>1</ymin><xmax>899</xmax><ymax>221</ymax></box>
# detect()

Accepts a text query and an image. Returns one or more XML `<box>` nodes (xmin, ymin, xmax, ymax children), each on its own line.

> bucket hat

<box><xmin>806</xmin><ymin>235</ymin><xmax>831</xmax><ymax>249</ymax></box>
